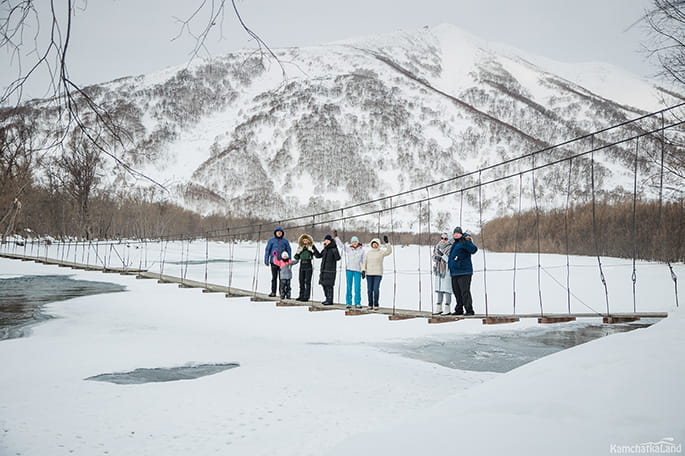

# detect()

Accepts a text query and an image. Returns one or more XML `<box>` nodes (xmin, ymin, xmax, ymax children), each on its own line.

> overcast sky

<box><xmin>1</xmin><ymin>0</ymin><xmax>658</xmax><ymax>102</ymax></box>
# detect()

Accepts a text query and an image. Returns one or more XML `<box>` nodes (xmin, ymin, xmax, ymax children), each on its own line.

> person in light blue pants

<box><xmin>335</xmin><ymin>231</ymin><xmax>364</xmax><ymax>308</ymax></box>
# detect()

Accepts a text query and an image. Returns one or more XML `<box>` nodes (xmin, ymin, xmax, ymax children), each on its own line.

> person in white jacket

<box><xmin>432</xmin><ymin>233</ymin><xmax>453</xmax><ymax>314</ymax></box>
<box><xmin>334</xmin><ymin>231</ymin><xmax>365</xmax><ymax>309</ymax></box>
<box><xmin>361</xmin><ymin>235</ymin><xmax>393</xmax><ymax>309</ymax></box>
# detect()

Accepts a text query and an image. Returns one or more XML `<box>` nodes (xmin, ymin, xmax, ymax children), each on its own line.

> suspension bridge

<box><xmin>2</xmin><ymin>104</ymin><xmax>683</xmax><ymax>325</ymax></box>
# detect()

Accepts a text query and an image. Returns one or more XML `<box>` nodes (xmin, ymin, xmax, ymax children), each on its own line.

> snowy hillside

<box><xmin>3</xmin><ymin>24</ymin><xmax>683</xmax><ymax>227</ymax></box>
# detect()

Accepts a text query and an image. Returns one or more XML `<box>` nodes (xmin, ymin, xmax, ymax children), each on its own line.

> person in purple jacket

<box><xmin>264</xmin><ymin>226</ymin><xmax>292</xmax><ymax>297</ymax></box>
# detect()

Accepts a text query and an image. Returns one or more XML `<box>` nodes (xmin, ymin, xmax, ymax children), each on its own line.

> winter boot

<box><xmin>433</xmin><ymin>299</ymin><xmax>443</xmax><ymax>315</ymax></box>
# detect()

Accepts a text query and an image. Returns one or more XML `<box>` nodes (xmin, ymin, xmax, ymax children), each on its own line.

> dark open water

<box><xmin>379</xmin><ymin>321</ymin><xmax>655</xmax><ymax>373</ymax></box>
<box><xmin>0</xmin><ymin>274</ymin><xmax>126</xmax><ymax>339</ymax></box>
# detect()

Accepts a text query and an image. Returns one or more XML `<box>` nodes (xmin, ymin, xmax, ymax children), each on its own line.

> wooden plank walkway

<box><xmin>1</xmin><ymin>252</ymin><xmax>669</xmax><ymax>325</ymax></box>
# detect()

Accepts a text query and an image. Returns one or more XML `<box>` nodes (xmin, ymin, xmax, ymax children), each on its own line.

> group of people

<box><xmin>264</xmin><ymin>225</ymin><xmax>478</xmax><ymax>314</ymax></box>
<box><xmin>264</xmin><ymin>226</ymin><xmax>393</xmax><ymax>309</ymax></box>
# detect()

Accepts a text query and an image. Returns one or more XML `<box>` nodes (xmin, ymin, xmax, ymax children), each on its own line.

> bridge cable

<box><xmin>426</xmin><ymin>188</ymin><xmax>434</xmax><ymax>314</ymax></box>
<box><xmin>631</xmin><ymin>137</ymin><xmax>639</xmax><ymax>313</ymax></box>
<box><xmin>590</xmin><ymin>135</ymin><xmax>610</xmax><ymax>314</ymax></box>
<box><xmin>390</xmin><ymin>198</ymin><xmax>398</xmax><ymax>315</ymax></box>
<box><xmin>227</xmin><ymin>229</ymin><xmax>236</xmax><ymax>294</ymax></box>
<box><xmin>565</xmin><ymin>158</ymin><xmax>573</xmax><ymax>314</ymax></box>
<box><xmin>204</xmin><ymin>234</ymin><xmax>210</xmax><ymax>290</ymax></box>
<box><xmin>659</xmin><ymin>113</ymin><xmax>679</xmax><ymax>307</ymax></box>
<box><xmin>417</xmin><ymin>201</ymin><xmax>423</xmax><ymax>313</ymax></box>
<box><xmin>479</xmin><ymin>170</ymin><xmax>489</xmax><ymax>317</ymax></box>
<box><xmin>336</xmin><ymin>209</ymin><xmax>344</xmax><ymax>305</ymax></box>
<box><xmin>531</xmin><ymin>155</ymin><xmax>543</xmax><ymax>316</ymax></box>
<box><xmin>251</xmin><ymin>225</ymin><xmax>262</xmax><ymax>297</ymax></box>
<box><xmin>513</xmin><ymin>172</ymin><xmax>523</xmax><ymax>315</ymax></box>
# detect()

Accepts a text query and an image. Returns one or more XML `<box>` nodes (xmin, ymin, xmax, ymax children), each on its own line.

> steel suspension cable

<box><xmin>631</xmin><ymin>137</ymin><xmax>639</xmax><ymax>313</ymax></box>
<box><xmin>227</xmin><ymin>229</ymin><xmax>236</xmax><ymax>293</ymax></box>
<box><xmin>426</xmin><ymin>188</ymin><xmax>434</xmax><ymax>313</ymax></box>
<box><xmin>417</xmin><ymin>202</ymin><xmax>423</xmax><ymax>313</ymax></box>
<box><xmin>659</xmin><ymin>113</ymin><xmax>679</xmax><ymax>307</ymax></box>
<box><xmin>336</xmin><ymin>209</ymin><xmax>344</xmax><ymax>305</ymax></box>
<box><xmin>478</xmin><ymin>170</ymin><xmax>489</xmax><ymax>317</ymax></box>
<box><xmin>204</xmin><ymin>234</ymin><xmax>210</xmax><ymax>289</ymax></box>
<box><xmin>564</xmin><ymin>158</ymin><xmax>573</xmax><ymax>314</ymax></box>
<box><xmin>513</xmin><ymin>172</ymin><xmax>523</xmax><ymax>315</ymax></box>
<box><xmin>251</xmin><ymin>225</ymin><xmax>262</xmax><ymax>296</ymax></box>
<box><xmin>591</xmin><ymin>135</ymin><xmax>610</xmax><ymax>314</ymax></box>
<box><xmin>390</xmin><ymin>198</ymin><xmax>398</xmax><ymax>315</ymax></box>
<box><xmin>531</xmin><ymin>156</ymin><xmax>543</xmax><ymax>316</ymax></box>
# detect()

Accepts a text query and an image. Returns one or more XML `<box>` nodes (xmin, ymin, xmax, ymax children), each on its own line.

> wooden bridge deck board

<box><xmin>0</xmin><ymin>253</ymin><xmax>669</xmax><ymax>323</ymax></box>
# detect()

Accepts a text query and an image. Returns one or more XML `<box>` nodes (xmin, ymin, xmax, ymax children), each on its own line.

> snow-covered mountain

<box><xmin>4</xmin><ymin>24</ymin><xmax>684</xmax><ymax>229</ymax></box>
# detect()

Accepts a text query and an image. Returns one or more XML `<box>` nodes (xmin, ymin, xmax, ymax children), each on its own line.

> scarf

<box><xmin>433</xmin><ymin>241</ymin><xmax>452</xmax><ymax>276</ymax></box>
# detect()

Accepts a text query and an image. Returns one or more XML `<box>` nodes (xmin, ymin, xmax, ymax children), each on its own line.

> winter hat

<box><xmin>453</xmin><ymin>226</ymin><xmax>463</xmax><ymax>234</ymax></box>
<box><xmin>350</xmin><ymin>236</ymin><xmax>359</xmax><ymax>243</ymax></box>
<box><xmin>324</xmin><ymin>234</ymin><xmax>333</xmax><ymax>242</ymax></box>
<box><xmin>281</xmin><ymin>251</ymin><xmax>289</xmax><ymax>259</ymax></box>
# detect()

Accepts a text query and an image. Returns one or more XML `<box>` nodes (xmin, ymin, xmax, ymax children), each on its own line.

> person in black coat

<box><xmin>314</xmin><ymin>234</ymin><xmax>341</xmax><ymax>305</ymax></box>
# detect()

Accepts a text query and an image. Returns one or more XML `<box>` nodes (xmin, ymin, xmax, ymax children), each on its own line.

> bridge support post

<box><xmin>603</xmin><ymin>316</ymin><xmax>640</xmax><ymax>324</ymax></box>
<box><xmin>482</xmin><ymin>317</ymin><xmax>520</xmax><ymax>325</ymax></box>
<box><xmin>538</xmin><ymin>316</ymin><xmax>577</xmax><ymax>324</ymax></box>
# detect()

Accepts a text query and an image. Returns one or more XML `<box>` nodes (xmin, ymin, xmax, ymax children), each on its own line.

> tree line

<box><xmin>479</xmin><ymin>200</ymin><xmax>685</xmax><ymax>263</ymax></box>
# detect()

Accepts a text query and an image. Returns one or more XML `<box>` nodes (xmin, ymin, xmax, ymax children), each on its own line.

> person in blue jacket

<box><xmin>447</xmin><ymin>226</ymin><xmax>478</xmax><ymax>315</ymax></box>
<box><xmin>264</xmin><ymin>226</ymin><xmax>292</xmax><ymax>297</ymax></box>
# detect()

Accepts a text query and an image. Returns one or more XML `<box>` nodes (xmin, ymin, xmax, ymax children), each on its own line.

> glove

<box><xmin>361</xmin><ymin>271</ymin><xmax>366</xmax><ymax>279</ymax></box>
<box><xmin>333</xmin><ymin>229</ymin><xmax>338</xmax><ymax>238</ymax></box>
<box><xmin>383</xmin><ymin>235</ymin><xmax>389</xmax><ymax>243</ymax></box>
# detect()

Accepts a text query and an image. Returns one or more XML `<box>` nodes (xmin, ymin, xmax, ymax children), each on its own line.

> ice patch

<box><xmin>85</xmin><ymin>363</ymin><xmax>240</xmax><ymax>384</ymax></box>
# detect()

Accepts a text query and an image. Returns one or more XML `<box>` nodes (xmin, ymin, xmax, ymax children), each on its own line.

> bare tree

<box><xmin>55</xmin><ymin>132</ymin><xmax>102</xmax><ymax>239</ymax></box>
<box><xmin>2</xmin><ymin>1</ymin><xmax>282</xmax><ymax>194</ymax></box>
<box><xmin>0</xmin><ymin>110</ymin><xmax>38</xmax><ymax>241</ymax></box>
<box><xmin>643</xmin><ymin>0</ymin><xmax>685</xmax><ymax>87</ymax></box>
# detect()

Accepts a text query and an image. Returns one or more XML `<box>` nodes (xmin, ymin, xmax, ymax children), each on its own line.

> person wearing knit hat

<box><xmin>273</xmin><ymin>251</ymin><xmax>299</xmax><ymax>300</ymax></box>
<box><xmin>333</xmin><ymin>230</ymin><xmax>364</xmax><ymax>309</ymax></box>
<box><xmin>313</xmin><ymin>233</ymin><xmax>341</xmax><ymax>305</ymax></box>
<box><xmin>264</xmin><ymin>226</ymin><xmax>292</xmax><ymax>297</ymax></box>
<box><xmin>448</xmin><ymin>227</ymin><xmax>478</xmax><ymax>315</ymax></box>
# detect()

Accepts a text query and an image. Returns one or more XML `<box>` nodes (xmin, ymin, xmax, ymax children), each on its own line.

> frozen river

<box><xmin>0</xmin><ymin>273</ymin><xmax>654</xmax><ymax>373</ymax></box>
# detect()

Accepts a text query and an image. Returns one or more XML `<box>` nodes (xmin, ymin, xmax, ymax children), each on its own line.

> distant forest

<box><xmin>480</xmin><ymin>200</ymin><xmax>685</xmax><ymax>263</ymax></box>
